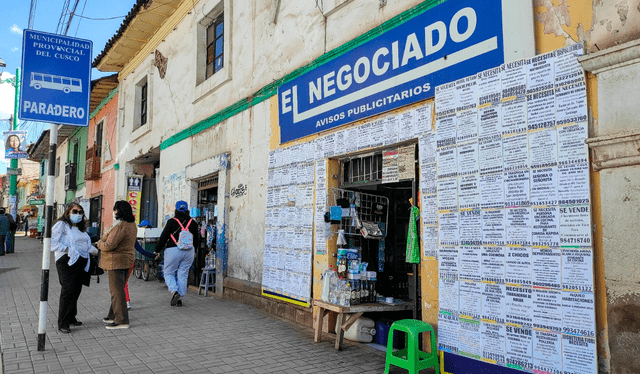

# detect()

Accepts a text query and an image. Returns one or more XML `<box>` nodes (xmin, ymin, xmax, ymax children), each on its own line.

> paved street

<box><xmin>0</xmin><ymin>236</ymin><xmax>426</xmax><ymax>374</ymax></box>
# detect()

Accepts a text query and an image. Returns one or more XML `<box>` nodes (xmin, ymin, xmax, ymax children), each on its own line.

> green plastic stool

<box><xmin>384</xmin><ymin>319</ymin><xmax>439</xmax><ymax>374</ymax></box>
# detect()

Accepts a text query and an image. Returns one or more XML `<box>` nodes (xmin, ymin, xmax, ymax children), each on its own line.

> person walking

<box><xmin>51</xmin><ymin>203</ymin><xmax>98</xmax><ymax>333</ymax></box>
<box><xmin>96</xmin><ymin>201</ymin><xmax>137</xmax><ymax>330</ymax></box>
<box><xmin>4</xmin><ymin>209</ymin><xmax>16</xmax><ymax>254</ymax></box>
<box><xmin>155</xmin><ymin>201</ymin><xmax>199</xmax><ymax>306</ymax></box>
<box><xmin>24</xmin><ymin>213</ymin><xmax>29</xmax><ymax>237</ymax></box>
<box><xmin>0</xmin><ymin>208</ymin><xmax>9</xmax><ymax>256</ymax></box>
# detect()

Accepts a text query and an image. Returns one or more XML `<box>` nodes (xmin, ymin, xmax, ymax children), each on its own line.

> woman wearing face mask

<box><xmin>96</xmin><ymin>201</ymin><xmax>137</xmax><ymax>330</ymax></box>
<box><xmin>51</xmin><ymin>203</ymin><xmax>98</xmax><ymax>333</ymax></box>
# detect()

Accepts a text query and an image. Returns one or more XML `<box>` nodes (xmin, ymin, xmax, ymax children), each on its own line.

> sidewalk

<box><xmin>0</xmin><ymin>237</ymin><xmax>407</xmax><ymax>374</ymax></box>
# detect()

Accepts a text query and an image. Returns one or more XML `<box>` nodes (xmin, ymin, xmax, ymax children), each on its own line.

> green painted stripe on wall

<box><xmin>160</xmin><ymin>0</ymin><xmax>446</xmax><ymax>150</ymax></box>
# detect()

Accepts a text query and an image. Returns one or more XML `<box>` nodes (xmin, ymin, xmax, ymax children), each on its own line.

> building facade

<box><xmin>89</xmin><ymin>0</ymin><xmax>640</xmax><ymax>373</ymax></box>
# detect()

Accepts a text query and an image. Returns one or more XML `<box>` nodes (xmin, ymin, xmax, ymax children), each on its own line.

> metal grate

<box><xmin>197</xmin><ymin>174</ymin><xmax>219</xmax><ymax>190</ymax></box>
<box><xmin>328</xmin><ymin>187</ymin><xmax>389</xmax><ymax>237</ymax></box>
<box><xmin>341</xmin><ymin>152</ymin><xmax>383</xmax><ymax>185</ymax></box>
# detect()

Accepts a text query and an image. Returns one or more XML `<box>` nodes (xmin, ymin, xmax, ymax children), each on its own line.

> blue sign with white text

<box><xmin>278</xmin><ymin>0</ymin><xmax>504</xmax><ymax>143</ymax></box>
<box><xmin>19</xmin><ymin>30</ymin><xmax>92</xmax><ymax>127</ymax></box>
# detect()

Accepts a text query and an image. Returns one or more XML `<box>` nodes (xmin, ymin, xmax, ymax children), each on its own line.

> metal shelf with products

<box><xmin>327</xmin><ymin>187</ymin><xmax>389</xmax><ymax>239</ymax></box>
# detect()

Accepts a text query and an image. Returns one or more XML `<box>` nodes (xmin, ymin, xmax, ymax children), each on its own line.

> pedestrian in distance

<box><xmin>155</xmin><ymin>201</ymin><xmax>199</xmax><ymax>307</ymax></box>
<box><xmin>0</xmin><ymin>208</ymin><xmax>9</xmax><ymax>256</ymax></box>
<box><xmin>96</xmin><ymin>201</ymin><xmax>137</xmax><ymax>330</ymax></box>
<box><xmin>24</xmin><ymin>213</ymin><xmax>29</xmax><ymax>237</ymax></box>
<box><xmin>4</xmin><ymin>209</ymin><xmax>16</xmax><ymax>254</ymax></box>
<box><xmin>51</xmin><ymin>203</ymin><xmax>99</xmax><ymax>333</ymax></box>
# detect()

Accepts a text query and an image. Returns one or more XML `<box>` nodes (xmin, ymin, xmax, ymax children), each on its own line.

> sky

<box><xmin>0</xmin><ymin>0</ymin><xmax>136</xmax><ymax>173</ymax></box>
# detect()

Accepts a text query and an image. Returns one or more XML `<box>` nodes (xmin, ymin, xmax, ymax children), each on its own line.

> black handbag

<box><xmin>88</xmin><ymin>253</ymin><xmax>104</xmax><ymax>276</ymax></box>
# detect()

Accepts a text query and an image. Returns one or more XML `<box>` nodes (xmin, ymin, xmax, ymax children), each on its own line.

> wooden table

<box><xmin>313</xmin><ymin>299</ymin><xmax>414</xmax><ymax>350</ymax></box>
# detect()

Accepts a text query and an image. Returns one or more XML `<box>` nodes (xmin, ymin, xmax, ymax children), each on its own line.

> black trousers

<box><xmin>0</xmin><ymin>235</ymin><xmax>5</xmax><ymax>254</ymax></box>
<box><xmin>56</xmin><ymin>255</ymin><xmax>88</xmax><ymax>329</ymax></box>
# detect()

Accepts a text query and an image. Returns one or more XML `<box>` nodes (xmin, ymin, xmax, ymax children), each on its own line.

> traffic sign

<box><xmin>7</xmin><ymin>168</ymin><xmax>22</xmax><ymax>175</ymax></box>
<box><xmin>28</xmin><ymin>199</ymin><xmax>45</xmax><ymax>205</ymax></box>
<box><xmin>19</xmin><ymin>30</ymin><xmax>92</xmax><ymax>127</ymax></box>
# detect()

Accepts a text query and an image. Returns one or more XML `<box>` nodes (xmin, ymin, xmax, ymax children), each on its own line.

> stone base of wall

<box><xmin>221</xmin><ymin>277</ymin><xmax>314</xmax><ymax>329</ymax></box>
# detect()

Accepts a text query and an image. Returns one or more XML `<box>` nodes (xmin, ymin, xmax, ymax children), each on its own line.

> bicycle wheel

<box><xmin>142</xmin><ymin>261</ymin><xmax>150</xmax><ymax>281</ymax></box>
<box><xmin>134</xmin><ymin>259</ymin><xmax>142</xmax><ymax>279</ymax></box>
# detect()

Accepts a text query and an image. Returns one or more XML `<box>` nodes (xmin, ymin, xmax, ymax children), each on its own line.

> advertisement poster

<box><xmin>437</xmin><ymin>145</ymin><xmax>458</xmax><ymax>179</ymax></box>
<box><xmin>482</xmin><ymin>283</ymin><xmax>506</xmax><ymax>324</ymax></box>
<box><xmin>439</xmin><ymin>246</ymin><xmax>460</xmax><ymax>280</ymax></box>
<box><xmin>439</xmin><ymin>212</ymin><xmax>460</xmax><ymax>246</ymax></box>
<box><xmin>478</xmin><ymin>104</ymin><xmax>502</xmax><ymax>142</ymax></box>
<box><xmin>480</xmin><ymin>173</ymin><xmax>505</xmax><ymax>209</ymax></box>
<box><xmin>438</xmin><ymin>312</ymin><xmax>460</xmax><ymax>353</ymax></box>
<box><xmin>562</xmin><ymin>248</ymin><xmax>594</xmax><ymax>292</ymax></box>
<box><xmin>559</xmin><ymin>205</ymin><xmax>592</xmax><ymax>246</ymax></box>
<box><xmin>527</xmin><ymin>89</ymin><xmax>556</xmax><ymax>131</ymax></box>
<box><xmin>530</xmin><ymin>167</ymin><xmax>558</xmax><ymax>207</ymax></box>
<box><xmin>505</xmin><ymin>170</ymin><xmax>531</xmax><ymax>208</ymax></box>
<box><xmin>506</xmin><ymin>286</ymin><xmax>534</xmax><ymax>328</ymax></box>
<box><xmin>478</xmin><ymin>66</ymin><xmax>502</xmax><ymax>105</ymax></box>
<box><xmin>481</xmin><ymin>322</ymin><xmax>507</xmax><ymax>365</ymax></box>
<box><xmin>459</xmin><ymin>318</ymin><xmax>482</xmax><ymax>359</ymax></box>
<box><xmin>502</xmin><ymin>98</ymin><xmax>527</xmax><ymax>135</ymax></box>
<box><xmin>505</xmin><ymin>246</ymin><xmax>532</xmax><ymax>286</ymax></box>
<box><xmin>532</xmin><ymin>207</ymin><xmax>560</xmax><ymax>247</ymax></box>
<box><xmin>479</xmin><ymin>137</ymin><xmax>504</xmax><ymax>175</ymax></box>
<box><xmin>502</xmin><ymin>132</ymin><xmax>529</xmax><ymax>172</ymax></box>
<box><xmin>459</xmin><ymin>211</ymin><xmax>482</xmax><ymax>246</ymax></box>
<box><xmin>436</xmin><ymin>115</ymin><xmax>457</xmax><ymax>148</ymax></box>
<box><xmin>481</xmin><ymin>246</ymin><xmax>506</xmax><ymax>283</ymax></box>
<box><xmin>414</xmin><ymin>104</ymin><xmax>433</xmax><ymax>135</ymax></box>
<box><xmin>529</xmin><ymin>128</ymin><xmax>558</xmax><ymax>169</ymax></box>
<box><xmin>505</xmin><ymin>325</ymin><xmax>534</xmax><ymax>371</ymax></box>
<box><xmin>3</xmin><ymin>131</ymin><xmax>29</xmax><ymax>159</ymax></box>
<box><xmin>457</xmin><ymin>141</ymin><xmax>479</xmax><ymax>176</ymax></box>
<box><xmin>501</xmin><ymin>59</ymin><xmax>527</xmax><ymax>100</ymax></box>
<box><xmin>383</xmin><ymin>115</ymin><xmax>399</xmax><ymax>146</ymax></box>
<box><xmin>457</xmin><ymin>109</ymin><xmax>479</xmax><ymax>143</ymax></box>
<box><xmin>458</xmin><ymin>175</ymin><xmax>481</xmax><ymax>209</ymax></box>
<box><xmin>533</xmin><ymin>330</ymin><xmax>563</xmax><ymax>374</ymax></box>
<box><xmin>439</xmin><ymin>278</ymin><xmax>459</xmax><ymax>313</ymax></box>
<box><xmin>526</xmin><ymin>51</ymin><xmax>555</xmax><ymax>94</ymax></box>
<box><xmin>532</xmin><ymin>288</ymin><xmax>563</xmax><ymax>332</ymax></box>
<box><xmin>438</xmin><ymin>178</ymin><xmax>459</xmax><ymax>211</ymax></box>
<box><xmin>423</xmin><ymin>225</ymin><xmax>438</xmax><ymax>259</ymax></box>
<box><xmin>420</xmin><ymin>163</ymin><xmax>437</xmax><ymax>194</ymax></box>
<box><xmin>558</xmin><ymin>162</ymin><xmax>590</xmax><ymax>205</ymax></box>
<box><xmin>460</xmin><ymin>246</ymin><xmax>482</xmax><ymax>282</ymax></box>
<box><xmin>482</xmin><ymin>209</ymin><xmax>506</xmax><ymax>246</ymax></box>
<box><xmin>506</xmin><ymin>207</ymin><xmax>532</xmax><ymax>246</ymax></box>
<box><xmin>419</xmin><ymin>132</ymin><xmax>437</xmax><ymax>164</ymax></box>
<box><xmin>562</xmin><ymin>335</ymin><xmax>597</xmax><ymax>374</ymax></box>
<box><xmin>456</xmin><ymin>75</ymin><xmax>478</xmax><ymax>112</ymax></box>
<box><xmin>562</xmin><ymin>291</ymin><xmax>596</xmax><ymax>338</ymax></box>
<box><xmin>126</xmin><ymin>175</ymin><xmax>143</xmax><ymax>224</ymax></box>
<box><xmin>557</xmin><ymin>123</ymin><xmax>589</xmax><ymax>165</ymax></box>
<box><xmin>459</xmin><ymin>281</ymin><xmax>483</xmax><ymax>320</ymax></box>
<box><xmin>555</xmin><ymin>81</ymin><xmax>588</xmax><ymax>126</ymax></box>
<box><xmin>532</xmin><ymin>248</ymin><xmax>562</xmax><ymax>290</ymax></box>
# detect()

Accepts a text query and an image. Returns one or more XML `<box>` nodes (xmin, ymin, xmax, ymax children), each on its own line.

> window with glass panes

<box><xmin>140</xmin><ymin>82</ymin><xmax>148</xmax><ymax>126</ymax></box>
<box><xmin>206</xmin><ymin>14</ymin><xmax>224</xmax><ymax>79</ymax></box>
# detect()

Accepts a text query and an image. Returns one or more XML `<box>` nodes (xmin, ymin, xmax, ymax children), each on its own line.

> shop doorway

<box><xmin>337</xmin><ymin>145</ymin><xmax>420</xmax><ymax>319</ymax></box>
<box><xmin>188</xmin><ymin>174</ymin><xmax>219</xmax><ymax>285</ymax></box>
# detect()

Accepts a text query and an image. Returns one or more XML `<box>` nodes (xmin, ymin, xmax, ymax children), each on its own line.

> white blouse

<box><xmin>51</xmin><ymin>221</ymin><xmax>98</xmax><ymax>272</ymax></box>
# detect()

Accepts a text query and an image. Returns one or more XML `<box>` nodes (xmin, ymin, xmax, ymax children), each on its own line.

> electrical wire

<box><xmin>28</xmin><ymin>0</ymin><xmax>38</xmax><ymax>30</ymax></box>
<box><xmin>74</xmin><ymin>0</ymin><xmax>89</xmax><ymax>37</ymax></box>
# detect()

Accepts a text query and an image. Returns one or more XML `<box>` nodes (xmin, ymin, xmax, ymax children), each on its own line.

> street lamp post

<box><xmin>0</xmin><ymin>58</ymin><xmax>20</xmax><ymax>254</ymax></box>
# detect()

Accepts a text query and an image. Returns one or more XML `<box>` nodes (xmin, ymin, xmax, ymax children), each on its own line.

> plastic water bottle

<box><xmin>339</xmin><ymin>280</ymin><xmax>351</xmax><ymax>307</ymax></box>
<box><xmin>329</xmin><ymin>268</ymin><xmax>339</xmax><ymax>304</ymax></box>
<box><xmin>321</xmin><ymin>266</ymin><xmax>334</xmax><ymax>302</ymax></box>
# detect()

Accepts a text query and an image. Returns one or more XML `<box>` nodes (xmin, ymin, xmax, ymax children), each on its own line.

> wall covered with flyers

<box><xmin>432</xmin><ymin>43</ymin><xmax>595</xmax><ymax>374</ymax></box>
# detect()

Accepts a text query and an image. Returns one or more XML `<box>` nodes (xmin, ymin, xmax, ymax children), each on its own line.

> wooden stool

<box><xmin>198</xmin><ymin>268</ymin><xmax>215</xmax><ymax>296</ymax></box>
<box><xmin>384</xmin><ymin>319</ymin><xmax>439</xmax><ymax>374</ymax></box>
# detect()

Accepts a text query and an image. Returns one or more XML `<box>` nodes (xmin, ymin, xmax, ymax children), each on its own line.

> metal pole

<box><xmin>37</xmin><ymin>123</ymin><xmax>57</xmax><ymax>351</ymax></box>
<box><xmin>9</xmin><ymin>68</ymin><xmax>20</xmax><ymax>236</ymax></box>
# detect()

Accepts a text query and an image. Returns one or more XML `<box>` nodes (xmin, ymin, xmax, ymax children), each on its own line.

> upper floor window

<box><xmin>206</xmin><ymin>14</ymin><xmax>224</xmax><ymax>79</ymax></box>
<box><xmin>96</xmin><ymin>120</ymin><xmax>104</xmax><ymax>147</ymax></box>
<box><xmin>140</xmin><ymin>81</ymin><xmax>148</xmax><ymax>127</ymax></box>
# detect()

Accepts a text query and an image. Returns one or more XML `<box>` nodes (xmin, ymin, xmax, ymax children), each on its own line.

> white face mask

<box><xmin>113</xmin><ymin>212</ymin><xmax>118</xmax><ymax>221</ymax></box>
<box><xmin>70</xmin><ymin>214</ymin><xmax>83</xmax><ymax>224</ymax></box>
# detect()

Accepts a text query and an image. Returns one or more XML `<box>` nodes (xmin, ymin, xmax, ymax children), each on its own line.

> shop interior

<box><xmin>187</xmin><ymin>174</ymin><xmax>218</xmax><ymax>286</ymax></box>
<box><xmin>329</xmin><ymin>144</ymin><xmax>421</xmax><ymax>344</ymax></box>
